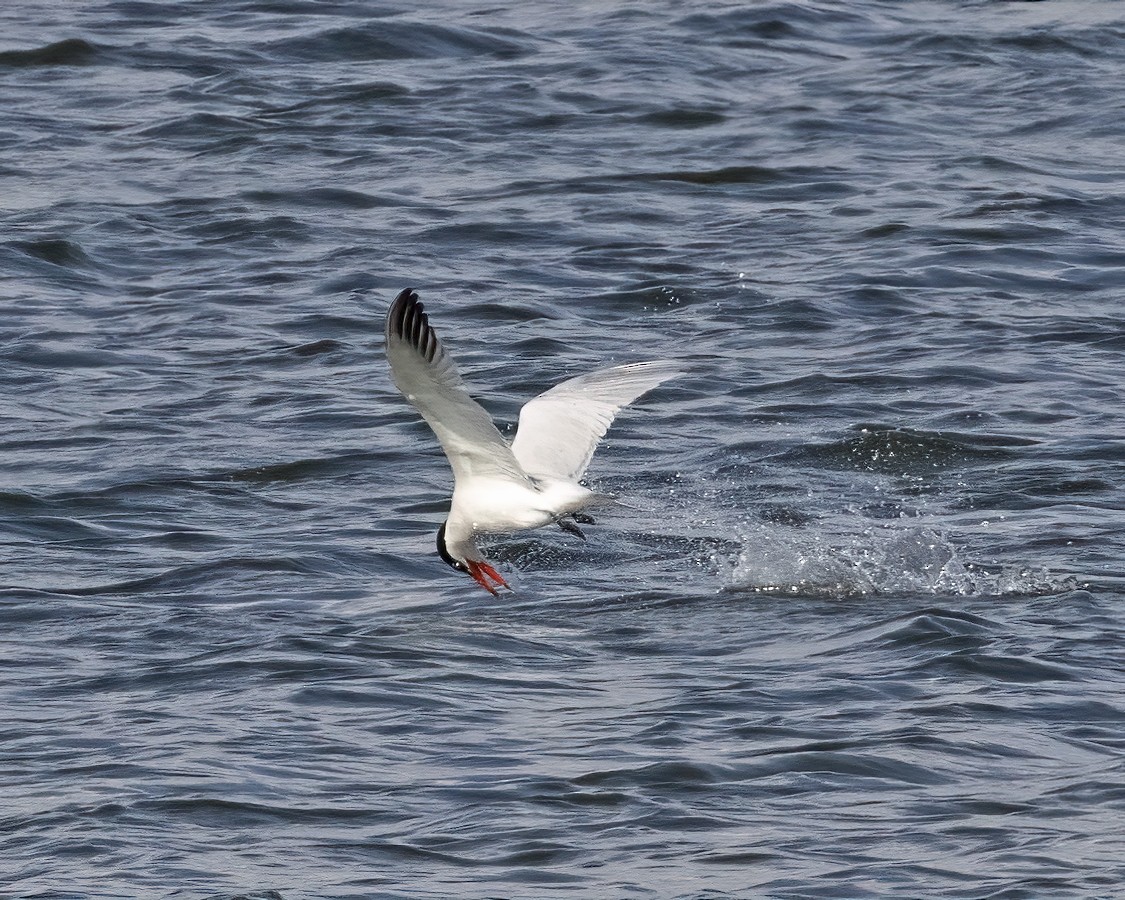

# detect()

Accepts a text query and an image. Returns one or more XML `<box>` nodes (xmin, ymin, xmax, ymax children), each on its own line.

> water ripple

<box><xmin>1</xmin><ymin>0</ymin><xmax>1122</xmax><ymax>896</ymax></box>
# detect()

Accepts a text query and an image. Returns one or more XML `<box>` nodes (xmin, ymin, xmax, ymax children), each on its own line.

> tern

<box><xmin>384</xmin><ymin>288</ymin><xmax>680</xmax><ymax>595</ymax></box>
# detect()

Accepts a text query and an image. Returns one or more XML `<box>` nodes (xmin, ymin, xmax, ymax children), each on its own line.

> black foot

<box><xmin>557</xmin><ymin>518</ymin><xmax>587</xmax><ymax>541</ymax></box>
<box><xmin>572</xmin><ymin>513</ymin><xmax>595</xmax><ymax>525</ymax></box>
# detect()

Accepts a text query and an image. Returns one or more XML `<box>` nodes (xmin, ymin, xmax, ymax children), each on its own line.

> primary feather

<box><xmin>384</xmin><ymin>289</ymin><xmax>527</xmax><ymax>485</ymax></box>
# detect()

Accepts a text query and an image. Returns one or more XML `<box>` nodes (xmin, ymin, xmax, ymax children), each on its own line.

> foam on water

<box><xmin>726</xmin><ymin>521</ymin><xmax>1077</xmax><ymax>599</ymax></box>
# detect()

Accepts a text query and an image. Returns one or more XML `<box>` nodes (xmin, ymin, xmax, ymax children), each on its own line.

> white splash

<box><xmin>726</xmin><ymin>522</ymin><xmax>1074</xmax><ymax>599</ymax></box>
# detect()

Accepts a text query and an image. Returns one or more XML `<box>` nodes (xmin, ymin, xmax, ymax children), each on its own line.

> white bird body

<box><xmin>384</xmin><ymin>288</ymin><xmax>679</xmax><ymax>594</ymax></box>
<box><xmin>443</xmin><ymin>477</ymin><xmax>596</xmax><ymax>559</ymax></box>
<box><xmin>449</xmin><ymin>478</ymin><xmax>594</xmax><ymax>535</ymax></box>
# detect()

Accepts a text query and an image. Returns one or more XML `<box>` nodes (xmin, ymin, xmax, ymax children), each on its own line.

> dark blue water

<box><xmin>2</xmin><ymin>1</ymin><xmax>1123</xmax><ymax>897</ymax></box>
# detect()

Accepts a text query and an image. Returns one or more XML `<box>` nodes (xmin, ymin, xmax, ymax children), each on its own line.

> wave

<box><xmin>0</xmin><ymin>38</ymin><xmax>99</xmax><ymax>68</ymax></box>
<box><xmin>266</xmin><ymin>21</ymin><xmax>535</xmax><ymax>64</ymax></box>
<box><xmin>778</xmin><ymin>424</ymin><xmax>1036</xmax><ymax>475</ymax></box>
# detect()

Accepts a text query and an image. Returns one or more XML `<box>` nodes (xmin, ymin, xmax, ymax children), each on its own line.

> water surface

<box><xmin>1</xmin><ymin>1</ymin><xmax>1123</xmax><ymax>897</ymax></box>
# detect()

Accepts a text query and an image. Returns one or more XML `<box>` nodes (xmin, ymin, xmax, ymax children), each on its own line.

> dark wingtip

<box><xmin>387</xmin><ymin>288</ymin><xmax>419</xmax><ymax>335</ymax></box>
<box><xmin>386</xmin><ymin>288</ymin><xmax>440</xmax><ymax>362</ymax></box>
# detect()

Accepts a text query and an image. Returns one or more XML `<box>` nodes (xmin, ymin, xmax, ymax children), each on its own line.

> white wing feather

<box><xmin>384</xmin><ymin>290</ymin><xmax>528</xmax><ymax>485</ymax></box>
<box><xmin>510</xmin><ymin>361</ymin><xmax>681</xmax><ymax>482</ymax></box>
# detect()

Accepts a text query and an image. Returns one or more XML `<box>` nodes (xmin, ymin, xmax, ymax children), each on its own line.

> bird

<box><xmin>384</xmin><ymin>288</ymin><xmax>680</xmax><ymax>595</ymax></box>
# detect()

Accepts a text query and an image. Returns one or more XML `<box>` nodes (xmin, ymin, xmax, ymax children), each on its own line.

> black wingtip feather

<box><xmin>387</xmin><ymin>288</ymin><xmax>440</xmax><ymax>363</ymax></box>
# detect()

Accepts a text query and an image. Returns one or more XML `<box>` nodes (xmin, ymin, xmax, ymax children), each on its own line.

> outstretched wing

<box><xmin>384</xmin><ymin>289</ymin><xmax>528</xmax><ymax>485</ymax></box>
<box><xmin>510</xmin><ymin>360</ymin><xmax>681</xmax><ymax>482</ymax></box>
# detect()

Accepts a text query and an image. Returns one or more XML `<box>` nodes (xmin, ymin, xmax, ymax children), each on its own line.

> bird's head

<box><xmin>436</xmin><ymin>522</ymin><xmax>510</xmax><ymax>596</ymax></box>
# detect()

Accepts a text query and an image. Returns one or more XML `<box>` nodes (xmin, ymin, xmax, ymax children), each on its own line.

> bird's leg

<box><xmin>572</xmin><ymin>512</ymin><xmax>595</xmax><ymax>525</ymax></box>
<box><xmin>557</xmin><ymin>517</ymin><xmax>586</xmax><ymax>541</ymax></box>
